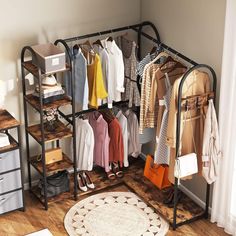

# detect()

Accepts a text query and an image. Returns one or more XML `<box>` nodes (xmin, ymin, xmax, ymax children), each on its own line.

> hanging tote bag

<box><xmin>144</xmin><ymin>155</ymin><xmax>171</xmax><ymax>190</ymax></box>
<box><xmin>174</xmin><ymin>108</ymin><xmax>198</xmax><ymax>184</ymax></box>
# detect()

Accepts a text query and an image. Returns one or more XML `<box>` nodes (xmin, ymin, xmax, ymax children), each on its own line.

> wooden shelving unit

<box><xmin>21</xmin><ymin>45</ymin><xmax>77</xmax><ymax>210</ymax></box>
<box><xmin>0</xmin><ymin>109</ymin><xmax>25</xmax><ymax>214</ymax></box>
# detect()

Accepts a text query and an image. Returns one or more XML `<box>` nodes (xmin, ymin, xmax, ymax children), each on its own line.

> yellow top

<box><xmin>87</xmin><ymin>54</ymin><xmax>108</xmax><ymax>108</ymax></box>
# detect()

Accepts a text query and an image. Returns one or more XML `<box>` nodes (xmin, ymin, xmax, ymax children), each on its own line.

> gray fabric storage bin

<box><xmin>32</xmin><ymin>43</ymin><xmax>66</xmax><ymax>74</ymax></box>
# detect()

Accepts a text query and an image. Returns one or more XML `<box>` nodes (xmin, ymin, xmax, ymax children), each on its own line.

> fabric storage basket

<box><xmin>32</xmin><ymin>43</ymin><xmax>66</xmax><ymax>73</ymax></box>
<box><xmin>0</xmin><ymin>190</ymin><xmax>23</xmax><ymax>214</ymax></box>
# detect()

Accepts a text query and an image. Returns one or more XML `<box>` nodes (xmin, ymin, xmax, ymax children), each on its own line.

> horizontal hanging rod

<box><xmin>133</xmin><ymin>29</ymin><xmax>198</xmax><ymax>66</ymax></box>
<box><xmin>59</xmin><ymin>100</ymin><xmax>129</xmax><ymax>125</ymax></box>
<box><xmin>62</xmin><ymin>23</ymin><xmax>142</xmax><ymax>43</ymax></box>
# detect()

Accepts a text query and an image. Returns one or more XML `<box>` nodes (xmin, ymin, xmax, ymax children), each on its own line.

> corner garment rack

<box><xmin>54</xmin><ymin>21</ymin><xmax>217</xmax><ymax>230</ymax></box>
<box><xmin>22</xmin><ymin>21</ymin><xmax>216</xmax><ymax>228</ymax></box>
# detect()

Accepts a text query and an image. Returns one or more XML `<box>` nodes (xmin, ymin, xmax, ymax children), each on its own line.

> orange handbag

<box><xmin>144</xmin><ymin>155</ymin><xmax>171</xmax><ymax>190</ymax></box>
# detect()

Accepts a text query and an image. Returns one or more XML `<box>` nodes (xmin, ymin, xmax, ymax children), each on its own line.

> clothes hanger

<box><xmin>93</xmin><ymin>39</ymin><xmax>104</xmax><ymax>49</ymax></box>
<box><xmin>93</xmin><ymin>32</ymin><xmax>104</xmax><ymax>49</ymax></box>
<box><xmin>158</xmin><ymin>51</ymin><xmax>187</xmax><ymax>79</ymax></box>
<box><xmin>107</xmin><ymin>29</ymin><xmax>114</xmax><ymax>42</ymax></box>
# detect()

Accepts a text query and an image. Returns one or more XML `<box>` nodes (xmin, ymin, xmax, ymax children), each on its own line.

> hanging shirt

<box><xmin>75</xmin><ymin>119</ymin><xmax>94</xmax><ymax>171</ymax></box>
<box><xmin>64</xmin><ymin>47</ymin><xmax>89</xmax><ymax>110</ymax></box>
<box><xmin>139</xmin><ymin>52</ymin><xmax>169</xmax><ymax>134</ymax></box>
<box><xmin>202</xmin><ymin>99</ymin><xmax>221</xmax><ymax>184</ymax></box>
<box><xmin>124</xmin><ymin>110</ymin><xmax>141</xmax><ymax>157</ymax></box>
<box><xmin>87</xmin><ymin>53</ymin><xmax>108</xmax><ymax>108</ymax></box>
<box><xmin>119</xmin><ymin>37</ymin><xmax>140</xmax><ymax>107</ymax></box>
<box><xmin>102</xmin><ymin>39</ymin><xmax>125</xmax><ymax>107</ymax></box>
<box><xmin>93</xmin><ymin>44</ymin><xmax>109</xmax><ymax>91</ymax></box>
<box><xmin>116</xmin><ymin>110</ymin><xmax>129</xmax><ymax>167</ymax></box>
<box><xmin>89</xmin><ymin>112</ymin><xmax>110</xmax><ymax>172</ymax></box>
<box><xmin>154</xmin><ymin>76</ymin><xmax>172</xmax><ymax>165</ymax></box>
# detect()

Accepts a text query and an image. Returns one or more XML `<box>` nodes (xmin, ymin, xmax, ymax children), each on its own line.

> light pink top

<box><xmin>89</xmin><ymin>112</ymin><xmax>110</xmax><ymax>172</ymax></box>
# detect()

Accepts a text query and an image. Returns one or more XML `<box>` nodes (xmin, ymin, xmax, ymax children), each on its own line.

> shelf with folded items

<box><xmin>22</xmin><ymin>60</ymin><xmax>71</xmax><ymax>78</ymax></box>
<box><xmin>0</xmin><ymin>133</ymin><xmax>19</xmax><ymax>154</ymax></box>
<box><xmin>30</xmin><ymin>152</ymin><xmax>73</xmax><ymax>176</ymax></box>
<box><xmin>24</xmin><ymin>94</ymin><xmax>71</xmax><ymax>112</ymax></box>
<box><xmin>26</xmin><ymin>120</ymin><xmax>72</xmax><ymax>144</ymax></box>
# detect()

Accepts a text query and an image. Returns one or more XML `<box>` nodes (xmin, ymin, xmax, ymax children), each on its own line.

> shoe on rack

<box><xmin>77</xmin><ymin>173</ymin><xmax>88</xmax><ymax>192</ymax></box>
<box><xmin>163</xmin><ymin>188</ymin><xmax>174</xmax><ymax>205</ymax></box>
<box><xmin>82</xmin><ymin>172</ymin><xmax>95</xmax><ymax>189</ymax></box>
<box><xmin>112</xmin><ymin>162</ymin><xmax>124</xmax><ymax>178</ymax></box>
<box><xmin>167</xmin><ymin>191</ymin><xmax>182</xmax><ymax>208</ymax></box>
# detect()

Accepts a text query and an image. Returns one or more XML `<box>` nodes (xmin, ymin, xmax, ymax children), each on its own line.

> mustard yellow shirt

<box><xmin>87</xmin><ymin>54</ymin><xmax>108</xmax><ymax>108</ymax></box>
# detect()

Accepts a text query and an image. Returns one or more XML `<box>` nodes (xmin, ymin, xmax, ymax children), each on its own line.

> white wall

<box><xmin>141</xmin><ymin>0</ymin><xmax>226</xmax><ymax>201</ymax></box>
<box><xmin>0</xmin><ymin>0</ymin><xmax>140</xmax><ymax>182</ymax></box>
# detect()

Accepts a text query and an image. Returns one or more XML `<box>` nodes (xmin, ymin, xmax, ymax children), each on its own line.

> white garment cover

<box><xmin>202</xmin><ymin>99</ymin><xmax>221</xmax><ymax>184</ymax></box>
<box><xmin>211</xmin><ymin>0</ymin><xmax>236</xmax><ymax>235</ymax></box>
<box><xmin>75</xmin><ymin>119</ymin><xmax>94</xmax><ymax>171</ymax></box>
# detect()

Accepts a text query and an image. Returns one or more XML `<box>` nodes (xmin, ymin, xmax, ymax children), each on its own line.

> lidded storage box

<box><xmin>32</xmin><ymin>43</ymin><xmax>66</xmax><ymax>74</ymax></box>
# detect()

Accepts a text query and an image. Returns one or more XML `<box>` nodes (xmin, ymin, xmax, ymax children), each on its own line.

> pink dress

<box><xmin>89</xmin><ymin>112</ymin><xmax>110</xmax><ymax>172</ymax></box>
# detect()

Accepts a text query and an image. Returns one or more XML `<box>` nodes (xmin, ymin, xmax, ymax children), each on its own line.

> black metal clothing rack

<box><xmin>54</xmin><ymin>21</ymin><xmax>217</xmax><ymax>230</ymax></box>
<box><xmin>54</xmin><ymin>21</ymin><xmax>216</xmax><ymax>229</ymax></box>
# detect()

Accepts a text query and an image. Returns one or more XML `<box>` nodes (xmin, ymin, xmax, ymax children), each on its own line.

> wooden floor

<box><xmin>0</xmin><ymin>158</ymin><xmax>229</xmax><ymax>236</ymax></box>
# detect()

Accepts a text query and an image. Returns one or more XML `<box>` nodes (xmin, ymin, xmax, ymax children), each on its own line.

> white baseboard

<box><xmin>24</xmin><ymin>180</ymin><xmax>39</xmax><ymax>190</ymax></box>
<box><xmin>179</xmin><ymin>184</ymin><xmax>212</xmax><ymax>214</ymax></box>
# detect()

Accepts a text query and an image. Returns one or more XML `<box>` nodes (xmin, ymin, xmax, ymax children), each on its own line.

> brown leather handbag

<box><xmin>144</xmin><ymin>155</ymin><xmax>171</xmax><ymax>190</ymax></box>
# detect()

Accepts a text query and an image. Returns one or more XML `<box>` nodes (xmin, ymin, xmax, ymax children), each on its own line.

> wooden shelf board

<box><xmin>22</xmin><ymin>61</ymin><xmax>70</xmax><ymax>77</ymax></box>
<box><xmin>0</xmin><ymin>110</ymin><xmax>20</xmax><ymax>130</ymax></box>
<box><xmin>27</xmin><ymin>120</ymin><xmax>72</xmax><ymax>144</ymax></box>
<box><xmin>30</xmin><ymin>186</ymin><xmax>73</xmax><ymax>205</ymax></box>
<box><xmin>30</xmin><ymin>153</ymin><xmax>73</xmax><ymax>176</ymax></box>
<box><xmin>0</xmin><ymin>135</ymin><xmax>19</xmax><ymax>154</ymax></box>
<box><xmin>25</xmin><ymin>94</ymin><xmax>71</xmax><ymax>111</ymax></box>
<box><xmin>30</xmin><ymin>157</ymin><xmax>205</xmax><ymax>224</ymax></box>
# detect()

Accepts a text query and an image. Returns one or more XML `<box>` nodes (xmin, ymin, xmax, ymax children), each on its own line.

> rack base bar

<box><xmin>172</xmin><ymin>213</ymin><xmax>207</xmax><ymax>229</ymax></box>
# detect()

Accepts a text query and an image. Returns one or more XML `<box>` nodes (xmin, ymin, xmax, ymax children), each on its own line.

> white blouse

<box><xmin>202</xmin><ymin>99</ymin><xmax>221</xmax><ymax>184</ymax></box>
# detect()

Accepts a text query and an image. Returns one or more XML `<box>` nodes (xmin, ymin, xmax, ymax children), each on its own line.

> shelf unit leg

<box><xmin>205</xmin><ymin>183</ymin><xmax>210</xmax><ymax>219</ymax></box>
<box><xmin>17</xmin><ymin>126</ymin><xmax>26</xmax><ymax>211</ymax></box>
<box><xmin>172</xmin><ymin>179</ymin><xmax>179</xmax><ymax>230</ymax></box>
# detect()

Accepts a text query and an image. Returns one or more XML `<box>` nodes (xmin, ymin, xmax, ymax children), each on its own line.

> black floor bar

<box><xmin>54</xmin><ymin>21</ymin><xmax>216</xmax><ymax>230</ymax></box>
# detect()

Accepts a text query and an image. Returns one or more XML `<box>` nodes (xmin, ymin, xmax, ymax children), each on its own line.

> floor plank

<box><xmin>0</xmin><ymin>158</ymin><xmax>229</xmax><ymax>236</ymax></box>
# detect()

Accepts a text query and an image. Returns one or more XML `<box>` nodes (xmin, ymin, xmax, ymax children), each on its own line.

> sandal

<box><xmin>107</xmin><ymin>171</ymin><xmax>116</xmax><ymax>180</ymax></box>
<box><xmin>112</xmin><ymin>162</ymin><xmax>124</xmax><ymax>178</ymax></box>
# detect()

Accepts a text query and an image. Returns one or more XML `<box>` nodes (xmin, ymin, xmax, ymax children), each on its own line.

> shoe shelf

<box><xmin>24</xmin><ymin>94</ymin><xmax>71</xmax><ymax>112</ymax></box>
<box><xmin>30</xmin><ymin>153</ymin><xmax>72</xmax><ymax>176</ymax></box>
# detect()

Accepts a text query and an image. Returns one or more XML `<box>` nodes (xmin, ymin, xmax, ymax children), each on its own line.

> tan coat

<box><xmin>166</xmin><ymin>70</ymin><xmax>211</xmax><ymax>183</ymax></box>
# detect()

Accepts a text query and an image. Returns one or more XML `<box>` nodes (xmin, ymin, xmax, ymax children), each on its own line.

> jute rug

<box><xmin>64</xmin><ymin>192</ymin><xmax>169</xmax><ymax>236</ymax></box>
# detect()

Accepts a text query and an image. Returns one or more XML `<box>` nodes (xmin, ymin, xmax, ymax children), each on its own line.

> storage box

<box><xmin>45</xmin><ymin>147</ymin><xmax>63</xmax><ymax>165</ymax></box>
<box><xmin>32</xmin><ymin>43</ymin><xmax>66</xmax><ymax>74</ymax></box>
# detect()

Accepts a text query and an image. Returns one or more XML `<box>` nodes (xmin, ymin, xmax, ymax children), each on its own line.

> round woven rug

<box><xmin>64</xmin><ymin>192</ymin><xmax>169</xmax><ymax>236</ymax></box>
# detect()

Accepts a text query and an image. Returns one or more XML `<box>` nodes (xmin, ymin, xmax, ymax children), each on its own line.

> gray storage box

<box><xmin>32</xmin><ymin>43</ymin><xmax>66</xmax><ymax>74</ymax></box>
